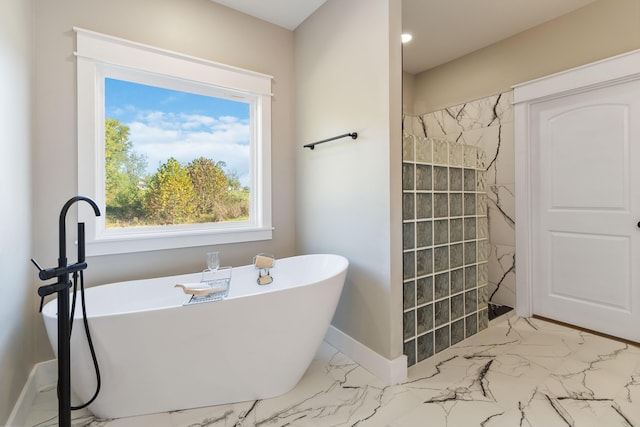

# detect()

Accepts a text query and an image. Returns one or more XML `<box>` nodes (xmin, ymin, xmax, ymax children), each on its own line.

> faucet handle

<box><xmin>32</xmin><ymin>259</ymin><xmax>74</xmax><ymax>311</ymax></box>
<box><xmin>35</xmin><ymin>280</ymin><xmax>72</xmax><ymax>312</ymax></box>
<box><xmin>30</xmin><ymin>258</ymin><xmax>87</xmax><ymax>281</ymax></box>
<box><xmin>37</xmin><ymin>280</ymin><xmax>71</xmax><ymax>297</ymax></box>
<box><xmin>30</xmin><ymin>258</ymin><xmax>44</xmax><ymax>272</ymax></box>
<box><xmin>30</xmin><ymin>258</ymin><xmax>59</xmax><ymax>281</ymax></box>
<box><xmin>31</xmin><ymin>258</ymin><xmax>47</xmax><ymax>312</ymax></box>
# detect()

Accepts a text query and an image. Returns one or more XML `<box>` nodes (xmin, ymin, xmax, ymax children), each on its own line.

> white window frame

<box><xmin>75</xmin><ymin>27</ymin><xmax>273</xmax><ymax>256</ymax></box>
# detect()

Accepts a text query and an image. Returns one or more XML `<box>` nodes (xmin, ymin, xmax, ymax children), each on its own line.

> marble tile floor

<box><xmin>24</xmin><ymin>316</ymin><xmax>640</xmax><ymax>427</ymax></box>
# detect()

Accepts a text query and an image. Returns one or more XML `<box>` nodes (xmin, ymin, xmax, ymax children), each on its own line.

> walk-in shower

<box><xmin>402</xmin><ymin>132</ymin><xmax>489</xmax><ymax>366</ymax></box>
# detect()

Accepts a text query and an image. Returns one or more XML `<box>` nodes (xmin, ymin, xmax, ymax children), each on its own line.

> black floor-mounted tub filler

<box><xmin>31</xmin><ymin>196</ymin><xmax>101</xmax><ymax>427</ymax></box>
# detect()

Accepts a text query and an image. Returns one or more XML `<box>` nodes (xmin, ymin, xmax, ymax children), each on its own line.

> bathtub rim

<box><xmin>42</xmin><ymin>253</ymin><xmax>349</xmax><ymax>321</ymax></box>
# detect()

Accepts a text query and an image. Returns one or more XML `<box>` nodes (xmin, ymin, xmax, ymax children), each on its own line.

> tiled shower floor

<box><xmin>24</xmin><ymin>316</ymin><xmax>640</xmax><ymax>426</ymax></box>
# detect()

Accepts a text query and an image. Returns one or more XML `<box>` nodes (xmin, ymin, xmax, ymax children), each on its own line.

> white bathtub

<box><xmin>42</xmin><ymin>253</ymin><xmax>348</xmax><ymax>419</ymax></box>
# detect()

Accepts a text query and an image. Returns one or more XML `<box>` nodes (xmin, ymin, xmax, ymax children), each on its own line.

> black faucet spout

<box><xmin>58</xmin><ymin>196</ymin><xmax>101</xmax><ymax>264</ymax></box>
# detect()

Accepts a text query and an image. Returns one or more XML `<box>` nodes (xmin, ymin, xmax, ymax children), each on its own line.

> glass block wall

<box><xmin>402</xmin><ymin>133</ymin><xmax>489</xmax><ymax>367</ymax></box>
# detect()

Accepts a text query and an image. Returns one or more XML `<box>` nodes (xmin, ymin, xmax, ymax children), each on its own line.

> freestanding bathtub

<box><xmin>42</xmin><ymin>254</ymin><xmax>348</xmax><ymax>419</ymax></box>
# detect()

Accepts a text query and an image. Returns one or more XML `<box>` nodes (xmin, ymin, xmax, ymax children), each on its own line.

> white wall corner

<box><xmin>513</xmin><ymin>101</ymin><xmax>532</xmax><ymax>318</ymax></box>
<box><xmin>6</xmin><ymin>360</ymin><xmax>57</xmax><ymax>427</ymax></box>
<box><xmin>324</xmin><ymin>325</ymin><xmax>407</xmax><ymax>385</ymax></box>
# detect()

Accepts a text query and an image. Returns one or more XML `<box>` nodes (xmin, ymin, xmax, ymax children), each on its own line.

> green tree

<box><xmin>105</xmin><ymin>118</ymin><xmax>147</xmax><ymax>223</ymax></box>
<box><xmin>146</xmin><ymin>157</ymin><xmax>196</xmax><ymax>224</ymax></box>
<box><xmin>187</xmin><ymin>157</ymin><xmax>228</xmax><ymax>218</ymax></box>
<box><xmin>226</xmin><ymin>169</ymin><xmax>243</xmax><ymax>192</ymax></box>
<box><xmin>221</xmin><ymin>169</ymin><xmax>250</xmax><ymax>220</ymax></box>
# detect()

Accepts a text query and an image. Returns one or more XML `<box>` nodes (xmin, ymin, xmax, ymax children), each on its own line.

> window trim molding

<box><xmin>75</xmin><ymin>27</ymin><xmax>273</xmax><ymax>256</ymax></box>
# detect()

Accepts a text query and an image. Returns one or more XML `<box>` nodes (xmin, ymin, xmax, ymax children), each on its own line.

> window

<box><xmin>75</xmin><ymin>28</ymin><xmax>273</xmax><ymax>256</ymax></box>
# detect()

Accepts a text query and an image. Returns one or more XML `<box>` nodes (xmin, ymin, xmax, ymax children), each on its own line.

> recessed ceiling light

<box><xmin>401</xmin><ymin>33</ymin><xmax>413</xmax><ymax>43</ymax></box>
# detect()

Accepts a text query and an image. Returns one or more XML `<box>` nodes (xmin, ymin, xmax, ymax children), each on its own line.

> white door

<box><xmin>531</xmin><ymin>79</ymin><xmax>640</xmax><ymax>342</ymax></box>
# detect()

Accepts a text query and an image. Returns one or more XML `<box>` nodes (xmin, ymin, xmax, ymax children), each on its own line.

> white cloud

<box><xmin>126</xmin><ymin>111</ymin><xmax>251</xmax><ymax>186</ymax></box>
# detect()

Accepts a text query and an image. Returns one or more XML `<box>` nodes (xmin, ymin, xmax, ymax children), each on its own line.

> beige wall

<box><xmin>32</xmin><ymin>0</ymin><xmax>296</xmax><ymax>361</ymax></box>
<box><xmin>295</xmin><ymin>0</ymin><xmax>403</xmax><ymax>359</ymax></box>
<box><xmin>0</xmin><ymin>0</ymin><xmax>34</xmax><ymax>422</ymax></box>
<box><xmin>412</xmin><ymin>0</ymin><xmax>640</xmax><ymax>114</ymax></box>
<box><xmin>402</xmin><ymin>71</ymin><xmax>415</xmax><ymax>116</ymax></box>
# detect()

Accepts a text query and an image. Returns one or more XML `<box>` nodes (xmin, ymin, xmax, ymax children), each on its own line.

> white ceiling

<box><xmin>211</xmin><ymin>0</ymin><xmax>597</xmax><ymax>74</ymax></box>
<box><xmin>402</xmin><ymin>0</ymin><xmax>597</xmax><ymax>74</ymax></box>
<box><xmin>210</xmin><ymin>0</ymin><xmax>327</xmax><ymax>31</ymax></box>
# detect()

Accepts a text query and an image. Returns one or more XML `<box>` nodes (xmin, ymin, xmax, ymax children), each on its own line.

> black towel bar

<box><xmin>304</xmin><ymin>132</ymin><xmax>358</xmax><ymax>150</ymax></box>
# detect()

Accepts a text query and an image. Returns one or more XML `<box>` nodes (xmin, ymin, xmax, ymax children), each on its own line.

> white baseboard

<box><xmin>6</xmin><ymin>360</ymin><xmax>56</xmax><ymax>427</ymax></box>
<box><xmin>324</xmin><ymin>325</ymin><xmax>407</xmax><ymax>385</ymax></box>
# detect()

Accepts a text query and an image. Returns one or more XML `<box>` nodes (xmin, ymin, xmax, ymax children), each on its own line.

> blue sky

<box><xmin>105</xmin><ymin>78</ymin><xmax>251</xmax><ymax>186</ymax></box>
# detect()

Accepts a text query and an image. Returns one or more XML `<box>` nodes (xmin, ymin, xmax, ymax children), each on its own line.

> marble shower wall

<box><xmin>405</xmin><ymin>91</ymin><xmax>516</xmax><ymax>309</ymax></box>
<box><xmin>402</xmin><ymin>134</ymin><xmax>490</xmax><ymax>367</ymax></box>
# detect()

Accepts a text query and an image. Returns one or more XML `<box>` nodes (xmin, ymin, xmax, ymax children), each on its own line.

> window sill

<box><xmin>86</xmin><ymin>226</ymin><xmax>273</xmax><ymax>256</ymax></box>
